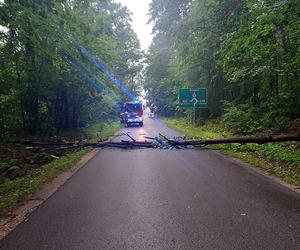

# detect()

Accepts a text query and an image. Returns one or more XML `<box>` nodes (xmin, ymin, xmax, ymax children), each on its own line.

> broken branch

<box><xmin>15</xmin><ymin>133</ymin><xmax>300</xmax><ymax>150</ymax></box>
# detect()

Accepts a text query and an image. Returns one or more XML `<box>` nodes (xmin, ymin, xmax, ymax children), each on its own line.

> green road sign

<box><xmin>179</xmin><ymin>88</ymin><xmax>207</xmax><ymax>109</ymax></box>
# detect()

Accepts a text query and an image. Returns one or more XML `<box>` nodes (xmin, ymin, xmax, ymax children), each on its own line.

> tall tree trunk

<box><xmin>25</xmin><ymin>42</ymin><xmax>40</xmax><ymax>135</ymax></box>
<box><xmin>270</xmin><ymin>73</ymin><xmax>278</xmax><ymax>96</ymax></box>
<box><xmin>0</xmin><ymin>111</ymin><xmax>4</xmax><ymax>138</ymax></box>
<box><xmin>15</xmin><ymin>59</ymin><xmax>27</xmax><ymax>136</ymax></box>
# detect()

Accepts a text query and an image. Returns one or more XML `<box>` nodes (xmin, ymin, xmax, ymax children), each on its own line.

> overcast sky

<box><xmin>116</xmin><ymin>0</ymin><xmax>153</xmax><ymax>51</ymax></box>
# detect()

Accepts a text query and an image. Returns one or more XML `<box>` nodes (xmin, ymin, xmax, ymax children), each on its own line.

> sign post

<box><xmin>193</xmin><ymin>105</ymin><xmax>196</xmax><ymax>127</ymax></box>
<box><xmin>179</xmin><ymin>88</ymin><xmax>208</xmax><ymax>127</ymax></box>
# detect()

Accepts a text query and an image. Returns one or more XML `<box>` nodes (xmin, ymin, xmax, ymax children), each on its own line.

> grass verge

<box><xmin>0</xmin><ymin>121</ymin><xmax>122</xmax><ymax>216</ymax></box>
<box><xmin>0</xmin><ymin>149</ymin><xmax>89</xmax><ymax>216</ymax></box>
<box><xmin>162</xmin><ymin>117</ymin><xmax>300</xmax><ymax>187</ymax></box>
<box><xmin>82</xmin><ymin>121</ymin><xmax>122</xmax><ymax>141</ymax></box>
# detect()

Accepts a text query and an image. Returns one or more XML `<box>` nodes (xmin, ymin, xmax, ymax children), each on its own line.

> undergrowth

<box><xmin>0</xmin><ymin>121</ymin><xmax>121</xmax><ymax>216</ymax></box>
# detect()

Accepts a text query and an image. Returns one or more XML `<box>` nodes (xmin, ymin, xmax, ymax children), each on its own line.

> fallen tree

<box><xmin>7</xmin><ymin>133</ymin><xmax>300</xmax><ymax>150</ymax></box>
<box><xmin>182</xmin><ymin>134</ymin><xmax>300</xmax><ymax>146</ymax></box>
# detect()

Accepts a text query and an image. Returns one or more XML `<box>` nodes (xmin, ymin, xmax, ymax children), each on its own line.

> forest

<box><xmin>145</xmin><ymin>0</ymin><xmax>300</xmax><ymax>135</ymax></box>
<box><xmin>0</xmin><ymin>0</ymin><xmax>143</xmax><ymax>139</ymax></box>
<box><xmin>1</xmin><ymin>0</ymin><xmax>299</xmax><ymax>139</ymax></box>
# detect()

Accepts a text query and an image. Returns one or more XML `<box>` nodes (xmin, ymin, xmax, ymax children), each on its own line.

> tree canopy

<box><xmin>0</xmin><ymin>0</ymin><xmax>143</xmax><ymax>138</ymax></box>
<box><xmin>145</xmin><ymin>0</ymin><xmax>300</xmax><ymax>134</ymax></box>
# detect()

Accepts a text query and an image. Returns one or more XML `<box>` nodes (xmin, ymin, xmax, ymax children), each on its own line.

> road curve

<box><xmin>1</xmin><ymin>117</ymin><xmax>300</xmax><ymax>249</ymax></box>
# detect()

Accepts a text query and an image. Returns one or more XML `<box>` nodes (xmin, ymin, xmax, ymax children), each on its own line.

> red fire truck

<box><xmin>120</xmin><ymin>101</ymin><xmax>143</xmax><ymax>127</ymax></box>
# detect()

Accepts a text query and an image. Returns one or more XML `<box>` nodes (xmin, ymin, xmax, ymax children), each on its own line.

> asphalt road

<box><xmin>1</xmin><ymin>118</ymin><xmax>300</xmax><ymax>249</ymax></box>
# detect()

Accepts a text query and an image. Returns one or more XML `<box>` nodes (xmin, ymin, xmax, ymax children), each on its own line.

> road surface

<box><xmin>1</xmin><ymin>118</ymin><xmax>300</xmax><ymax>249</ymax></box>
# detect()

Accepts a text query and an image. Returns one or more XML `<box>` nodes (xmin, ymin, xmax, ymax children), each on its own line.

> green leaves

<box><xmin>0</xmin><ymin>0</ymin><xmax>143</xmax><ymax>138</ymax></box>
<box><xmin>146</xmin><ymin>0</ymin><xmax>299</xmax><ymax>130</ymax></box>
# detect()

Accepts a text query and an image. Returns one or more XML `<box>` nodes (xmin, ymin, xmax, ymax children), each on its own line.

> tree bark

<box><xmin>183</xmin><ymin>134</ymin><xmax>300</xmax><ymax>145</ymax></box>
<box><xmin>15</xmin><ymin>59</ymin><xmax>27</xmax><ymax>136</ymax></box>
<box><xmin>12</xmin><ymin>134</ymin><xmax>300</xmax><ymax>150</ymax></box>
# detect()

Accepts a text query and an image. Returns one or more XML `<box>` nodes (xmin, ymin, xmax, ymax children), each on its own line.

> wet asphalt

<box><xmin>1</xmin><ymin>118</ymin><xmax>300</xmax><ymax>249</ymax></box>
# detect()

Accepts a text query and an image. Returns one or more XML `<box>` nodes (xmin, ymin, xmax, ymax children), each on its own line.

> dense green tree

<box><xmin>0</xmin><ymin>0</ymin><xmax>143</xmax><ymax>138</ymax></box>
<box><xmin>144</xmin><ymin>0</ymin><xmax>193</xmax><ymax>116</ymax></box>
<box><xmin>145</xmin><ymin>0</ymin><xmax>299</xmax><ymax>133</ymax></box>
<box><xmin>219</xmin><ymin>0</ymin><xmax>300</xmax><ymax>124</ymax></box>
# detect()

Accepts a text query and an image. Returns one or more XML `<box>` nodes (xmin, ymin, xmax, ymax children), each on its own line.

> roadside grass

<box><xmin>82</xmin><ymin>121</ymin><xmax>122</xmax><ymax>141</ymax></box>
<box><xmin>0</xmin><ymin>121</ymin><xmax>122</xmax><ymax>216</ymax></box>
<box><xmin>0</xmin><ymin>149</ymin><xmax>89</xmax><ymax>216</ymax></box>
<box><xmin>162</xmin><ymin>117</ymin><xmax>300</xmax><ymax>187</ymax></box>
